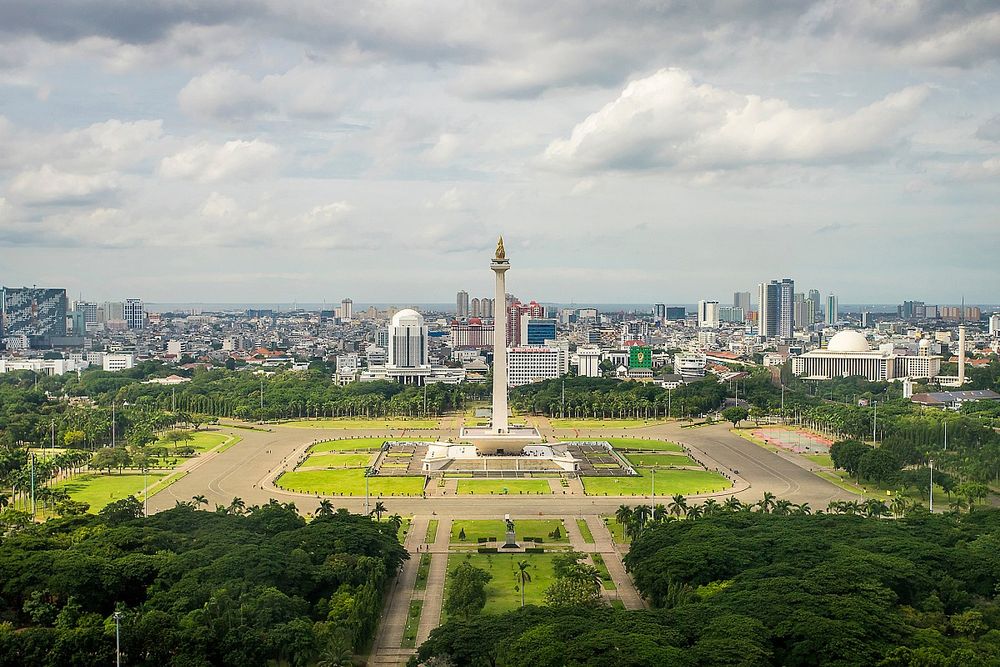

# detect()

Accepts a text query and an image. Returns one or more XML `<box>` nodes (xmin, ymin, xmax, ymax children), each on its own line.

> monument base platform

<box><xmin>458</xmin><ymin>425</ymin><xmax>543</xmax><ymax>455</ymax></box>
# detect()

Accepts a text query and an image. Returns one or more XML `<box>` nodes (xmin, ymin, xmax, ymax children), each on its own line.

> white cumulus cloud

<box><xmin>8</xmin><ymin>164</ymin><xmax>119</xmax><ymax>204</ymax></box>
<box><xmin>544</xmin><ymin>68</ymin><xmax>930</xmax><ymax>173</ymax></box>
<box><xmin>159</xmin><ymin>139</ymin><xmax>278</xmax><ymax>182</ymax></box>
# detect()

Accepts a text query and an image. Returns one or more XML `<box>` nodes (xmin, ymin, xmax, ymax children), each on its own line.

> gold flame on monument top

<box><xmin>494</xmin><ymin>235</ymin><xmax>506</xmax><ymax>260</ymax></box>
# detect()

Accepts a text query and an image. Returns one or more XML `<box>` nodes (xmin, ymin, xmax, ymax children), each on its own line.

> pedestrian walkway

<box><xmin>417</xmin><ymin>518</ymin><xmax>452</xmax><ymax>643</ymax></box>
<box><xmin>585</xmin><ymin>515</ymin><xmax>645</xmax><ymax>610</ymax></box>
<box><xmin>563</xmin><ymin>515</ymin><xmax>590</xmax><ymax>551</ymax></box>
<box><xmin>369</xmin><ymin>516</ymin><xmax>428</xmax><ymax>665</ymax></box>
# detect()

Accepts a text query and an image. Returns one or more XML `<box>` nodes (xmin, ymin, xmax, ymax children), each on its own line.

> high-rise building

<box><xmin>482</xmin><ymin>298</ymin><xmax>494</xmax><ymax>318</ymax></box>
<box><xmin>73</xmin><ymin>301</ymin><xmax>98</xmax><ymax>324</ymax></box>
<box><xmin>861</xmin><ymin>311</ymin><xmax>872</xmax><ymax>328</ymax></box>
<box><xmin>697</xmin><ymin>300</ymin><xmax>720</xmax><ymax>328</ymax></box>
<box><xmin>340</xmin><ymin>298</ymin><xmax>353</xmax><ymax>320</ymax></box>
<box><xmin>989</xmin><ymin>314</ymin><xmax>1000</xmax><ymax>337</ymax></box>
<box><xmin>825</xmin><ymin>294</ymin><xmax>838</xmax><ymax>325</ymax></box>
<box><xmin>522</xmin><ymin>318</ymin><xmax>557</xmax><ymax>346</ymax></box>
<box><xmin>734</xmin><ymin>292</ymin><xmax>751</xmax><ymax>318</ymax></box>
<box><xmin>719</xmin><ymin>306</ymin><xmax>744</xmax><ymax>323</ymax></box>
<box><xmin>123</xmin><ymin>298</ymin><xmax>145</xmax><ymax>329</ymax></box>
<box><xmin>387</xmin><ymin>309</ymin><xmax>429</xmax><ymax>369</ymax></box>
<box><xmin>470</xmin><ymin>297</ymin><xmax>481</xmax><ymax>317</ymax></box>
<box><xmin>808</xmin><ymin>289</ymin><xmax>821</xmax><ymax>308</ymax></box>
<box><xmin>507</xmin><ymin>347</ymin><xmax>561</xmax><ymax>387</ymax></box>
<box><xmin>450</xmin><ymin>318</ymin><xmax>494</xmax><ymax>348</ymax></box>
<box><xmin>758</xmin><ymin>279</ymin><xmax>793</xmax><ymax>339</ymax></box>
<box><xmin>456</xmin><ymin>291</ymin><xmax>469</xmax><ymax>318</ymax></box>
<box><xmin>1</xmin><ymin>287</ymin><xmax>68</xmax><ymax>345</ymax></box>
<box><xmin>793</xmin><ymin>293</ymin><xmax>816</xmax><ymax>329</ymax></box>
<box><xmin>507</xmin><ymin>300</ymin><xmax>543</xmax><ymax>346</ymax></box>
<box><xmin>576</xmin><ymin>345</ymin><xmax>602</xmax><ymax>377</ymax></box>
<box><xmin>664</xmin><ymin>306</ymin><xmax>686</xmax><ymax>320</ymax></box>
<box><xmin>654</xmin><ymin>303</ymin><xmax>666</xmax><ymax>321</ymax></box>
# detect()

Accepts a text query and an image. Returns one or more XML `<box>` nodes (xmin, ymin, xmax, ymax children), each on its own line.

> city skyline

<box><xmin>0</xmin><ymin>3</ymin><xmax>998</xmax><ymax>302</ymax></box>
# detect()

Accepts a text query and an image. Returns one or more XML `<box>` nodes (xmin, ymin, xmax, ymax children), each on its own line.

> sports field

<box><xmin>277</xmin><ymin>469</ymin><xmax>425</xmax><ymax>496</ymax></box>
<box><xmin>754</xmin><ymin>427</ymin><xmax>833</xmax><ymax>454</ymax></box>
<box><xmin>280</xmin><ymin>419</ymin><xmax>438</xmax><ymax>429</ymax></box>
<box><xmin>57</xmin><ymin>472</ymin><xmax>167</xmax><ymax>511</ymax></box>
<box><xmin>450</xmin><ymin>519</ymin><xmax>568</xmax><ymax>544</ymax></box>
<box><xmin>582</xmin><ymin>468</ymin><xmax>729</xmax><ymax>496</ymax></box>
<box><xmin>445</xmin><ymin>553</ymin><xmax>560</xmax><ymax>613</ymax></box>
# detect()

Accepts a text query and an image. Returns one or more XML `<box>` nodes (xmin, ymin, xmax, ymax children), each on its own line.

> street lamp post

<box><xmin>929</xmin><ymin>459</ymin><xmax>934</xmax><ymax>513</ymax></box>
<box><xmin>872</xmin><ymin>401</ymin><xmax>877</xmax><ymax>443</ymax></box>
<box><xmin>113</xmin><ymin>611</ymin><xmax>122</xmax><ymax>667</ymax></box>
<box><xmin>364</xmin><ymin>467</ymin><xmax>370</xmax><ymax>516</ymax></box>
<box><xmin>651</xmin><ymin>468</ymin><xmax>655</xmax><ymax>500</ymax></box>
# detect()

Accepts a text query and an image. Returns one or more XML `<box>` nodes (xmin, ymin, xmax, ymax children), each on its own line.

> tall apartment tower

<box><xmin>123</xmin><ymin>298</ymin><xmax>145</xmax><ymax>330</ymax></box>
<box><xmin>340</xmin><ymin>298</ymin><xmax>353</xmax><ymax>320</ymax></box>
<box><xmin>697</xmin><ymin>300</ymin><xmax>720</xmax><ymax>328</ymax></box>
<box><xmin>758</xmin><ymin>279</ymin><xmax>793</xmax><ymax>339</ymax></box>
<box><xmin>733</xmin><ymin>292</ymin><xmax>751</xmax><ymax>319</ymax></box>
<box><xmin>825</xmin><ymin>294</ymin><xmax>838</xmax><ymax>325</ymax></box>
<box><xmin>456</xmin><ymin>290</ymin><xmax>470</xmax><ymax>318</ymax></box>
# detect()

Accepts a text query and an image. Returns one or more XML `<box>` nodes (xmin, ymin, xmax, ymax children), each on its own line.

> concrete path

<box><xmin>417</xmin><ymin>518</ymin><xmax>452</xmax><ymax>644</ymax></box>
<box><xmin>587</xmin><ymin>515</ymin><xmax>645</xmax><ymax>610</ymax></box>
<box><xmin>564</xmin><ymin>515</ymin><xmax>591</xmax><ymax>551</ymax></box>
<box><xmin>369</xmin><ymin>516</ymin><xmax>429</xmax><ymax>665</ymax></box>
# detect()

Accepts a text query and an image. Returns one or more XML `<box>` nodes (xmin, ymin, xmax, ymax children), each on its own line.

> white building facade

<box><xmin>507</xmin><ymin>347</ymin><xmax>561</xmax><ymax>387</ymax></box>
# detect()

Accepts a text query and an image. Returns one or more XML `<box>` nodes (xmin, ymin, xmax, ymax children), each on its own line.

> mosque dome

<box><xmin>826</xmin><ymin>330</ymin><xmax>871</xmax><ymax>353</ymax></box>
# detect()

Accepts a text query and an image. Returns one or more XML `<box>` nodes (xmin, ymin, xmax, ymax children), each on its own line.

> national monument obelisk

<box><xmin>491</xmin><ymin>236</ymin><xmax>510</xmax><ymax>434</ymax></box>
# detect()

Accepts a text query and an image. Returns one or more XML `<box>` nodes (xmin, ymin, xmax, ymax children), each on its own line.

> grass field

<box><xmin>156</xmin><ymin>431</ymin><xmax>229</xmax><ymax>454</ymax></box>
<box><xmin>57</xmin><ymin>472</ymin><xmax>167</xmax><ymax>512</ymax></box>
<box><xmin>590</xmin><ymin>553</ymin><xmax>616</xmax><ymax>590</ymax></box>
<box><xmin>309</xmin><ymin>439</ymin><xmax>389</xmax><ymax>452</ymax></box>
<box><xmin>456</xmin><ymin>479</ymin><xmax>551</xmax><ymax>495</ymax></box>
<box><xmin>450</xmin><ymin>519</ymin><xmax>568</xmax><ymax>544</ymax></box>
<box><xmin>415</xmin><ymin>553</ymin><xmax>432</xmax><ymax>590</ymax></box>
<box><xmin>401</xmin><ymin>599</ymin><xmax>423</xmax><ymax>648</ymax></box>
<box><xmin>568</xmin><ymin>438</ymin><xmax>684</xmax><ymax>452</ymax></box>
<box><xmin>600</xmin><ymin>517</ymin><xmax>629</xmax><ymax>544</ymax></box>
<box><xmin>277</xmin><ymin>469</ymin><xmax>425</xmax><ymax>496</ymax></box>
<box><xmin>582</xmin><ymin>468</ymin><xmax>729</xmax><ymax>496</ymax></box>
<box><xmin>425</xmin><ymin>519</ymin><xmax>439</xmax><ymax>543</ymax></box>
<box><xmin>300</xmin><ymin>453</ymin><xmax>374</xmax><ymax>469</ymax></box>
<box><xmin>552</xmin><ymin>419</ymin><xmax>668</xmax><ymax>429</ymax></box>
<box><xmin>804</xmin><ymin>453</ymin><xmax>834</xmax><ymax>468</ymax></box>
<box><xmin>576</xmin><ymin>518</ymin><xmax>595</xmax><ymax>543</ymax></box>
<box><xmin>445</xmin><ymin>553</ymin><xmax>560</xmax><ymax>613</ymax></box>
<box><xmin>625</xmin><ymin>453</ymin><xmax>698</xmax><ymax>468</ymax></box>
<box><xmin>281</xmin><ymin>419</ymin><xmax>438</xmax><ymax>429</ymax></box>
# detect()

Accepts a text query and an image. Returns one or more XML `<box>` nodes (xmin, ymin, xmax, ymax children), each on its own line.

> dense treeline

<box><xmin>416</xmin><ymin>510</ymin><xmax>1000</xmax><ymax>666</ymax></box>
<box><xmin>0</xmin><ymin>500</ymin><xmax>406</xmax><ymax>666</ymax></box>
<box><xmin>509</xmin><ymin>377</ymin><xmax>727</xmax><ymax>418</ymax></box>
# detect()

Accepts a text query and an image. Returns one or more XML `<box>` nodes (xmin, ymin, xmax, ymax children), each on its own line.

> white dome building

<box><xmin>791</xmin><ymin>329</ymin><xmax>941</xmax><ymax>381</ymax></box>
<box><xmin>388</xmin><ymin>309</ymin><xmax>429</xmax><ymax>371</ymax></box>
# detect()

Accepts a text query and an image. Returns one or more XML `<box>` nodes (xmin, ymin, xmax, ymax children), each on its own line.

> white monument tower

<box><xmin>491</xmin><ymin>236</ymin><xmax>510</xmax><ymax>434</ymax></box>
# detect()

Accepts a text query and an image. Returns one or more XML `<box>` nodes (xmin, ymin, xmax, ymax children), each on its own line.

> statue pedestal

<box><xmin>501</xmin><ymin>530</ymin><xmax>518</xmax><ymax>549</ymax></box>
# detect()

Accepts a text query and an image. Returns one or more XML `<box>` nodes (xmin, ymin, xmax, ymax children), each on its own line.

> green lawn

<box><xmin>156</xmin><ymin>431</ymin><xmax>229</xmax><ymax>454</ymax></box>
<box><xmin>450</xmin><ymin>519</ymin><xmax>568</xmax><ymax>544</ymax></box>
<box><xmin>804</xmin><ymin>453</ymin><xmax>834</xmax><ymax>467</ymax></box>
<box><xmin>456</xmin><ymin>479</ymin><xmax>551</xmax><ymax>495</ymax></box>
<box><xmin>281</xmin><ymin>419</ymin><xmax>439</xmax><ymax>429</ymax></box>
<box><xmin>401</xmin><ymin>599</ymin><xmax>423</xmax><ymax>648</ymax></box>
<box><xmin>583</xmin><ymin>468</ymin><xmax>729</xmax><ymax>497</ymax></box>
<box><xmin>600</xmin><ymin>516</ymin><xmax>629</xmax><ymax>544</ymax></box>
<box><xmin>590</xmin><ymin>553</ymin><xmax>616</xmax><ymax>590</ymax></box>
<box><xmin>445</xmin><ymin>553</ymin><xmax>560</xmax><ymax>613</ymax></box>
<box><xmin>625</xmin><ymin>453</ymin><xmax>698</xmax><ymax>468</ymax></box>
<box><xmin>56</xmin><ymin>473</ymin><xmax>167</xmax><ymax>512</ymax></box>
<box><xmin>425</xmin><ymin>519</ymin><xmax>439</xmax><ymax>543</ymax></box>
<box><xmin>276</xmin><ymin>469</ymin><xmax>425</xmax><ymax>496</ymax></box>
<box><xmin>576</xmin><ymin>518</ymin><xmax>595</xmax><ymax>543</ymax></box>
<box><xmin>415</xmin><ymin>553</ymin><xmax>432</xmax><ymax>591</ymax></box>
<box><xmin>310</xmin><ymin>439</ymin><xmax>386</xmax><ymax>452</ymax></box>
<box><xmin>552</xmin><ymin>419</ymin><xmax>668</xmax><ymax>429</ymax></box>
<box><xmin>567</xmin><ymin>438</ymin><xmax>684</xmax><ymax>452</ymax></box>
<box><xmin>300</xmin><ymin>453</ymin><xmax>374</xmax><ymax>468</ymax></box>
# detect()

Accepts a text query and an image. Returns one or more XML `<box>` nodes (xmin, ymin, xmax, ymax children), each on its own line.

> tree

<box><xmin>191</xmin><ymin>494</ymin><xmax>208</xmax><ymax>507</ymax></box>
<box><xmin>515</xmin><ymin>559</ymin><xmax>533</xmax><ymax>608</ymax></box>
<box><xmin>162</xmin><ymin>429</ymin><xmax>193</xmax><ymax>453</ymax></box>
<box><xmin>757</xmin><ymin>491</ymin><xmax>776</xmax><ymax>514</ymax></box>
<box><xmin>955</xmin><ymin>481</ymin><xmax>989</xmax><ymax>511</ymax></box>
<box><xmin>722</xmin><ymin>406</ymin><xmax>750</xmax><ymax>428</ymax></box>
<box><xmin>667</xmin><ymin>494</ymin><xmax>687</xmax><ymax>518</ymax></box>
<box><xmin>444</xmin><ymin>560</ymin><xmax>491</xmax><ymax>619</ymax></box>
<box><xmin>99</xmin><ymin>496</ymin><xmax>143</xmax><ymax>525</ymax></box>
<box><xmin>857</xmin><ymin>448</ymin><xmax>901</xmax><ymax>486</ymax></box>
<box><xmin>63</xmin><ymin>430</ymin><xmax>86</xmax><ymax>448</ymax></box>
<box><xmin>316</xmin><ymin>499</ymin><xmax>335</xmax><ymax>516</ymax></box>
<box><xmin>830</xmin><ymin>440</ymin><xmax>870</xmax><ymax>476</ymax></box>
<box><xmin>372</xmin><ymin>500</ymin><xmax>387</xmax><ymax>522</ymax></box>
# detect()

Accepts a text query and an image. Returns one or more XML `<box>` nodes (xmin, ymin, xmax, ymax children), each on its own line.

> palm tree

<box><xmin>722</xmin><ymin>496</ymin><xmax>742</xmax><ymax>512</ymax></box>
<box><xmin>615</xmin><ymin>504</ymin><xmax>634</xmax><ymax>530</ymax></box>
<box><xmin>757</xmin><ymin>492</ymin><xmax>776</xmax><ymax>514</ymax></box>
<box><xmin>652</xmin><ymin>503</ymin><xmax>667</xmax><ymax>523</ymax></box>
<box><xmin>890</xmin><ymin>496</ymin><xmax>908</xmax><ymax>518</ymax></box>
<box><xmin>372</xmin><ymin>501</ymin><xmax>387</xmax><ymax>521</ymax></box>
<box><xmin>667</xmin><ymin>494</ymin><xmax>687</xmax><ymax>518</ymax></box>
<box><xmin>316</xmin><ymin>499</ymin><xmax>335</xmax><ymax>516</ymax></box>
<box><xmin>794</xmin><ymin>502</ymin><xmax>812</xmax><ymax>515</ymax></box>
<box><xmin>773</xmin><ymin>499</ymin><xmax>793</xmax><ymax>516</ymax></box>
<box><xmin>388</xmin><ymin>514</ymin><xmax>403</xmax><ymax>534</ymax></box>
<box><xmin>686</xmin><ymin>504</ymin><xmax>703</xmax><ymax>520</ymax></box>
<box><xmin>702</xmin><ymin>499</ymin><xmax>719</xmax><ymax>516</ymax></box>
<box><xmin>191</xmin><ymin>494</ymin><xmax>208</xmax><ymax>507</ymax></box>
<box><xmin>864</xmin><ymin>499</ymin><xmax>889</xmax><ymax>518</ymax></box>
<box><xmin>633</xmin><ymin>504</ymin><xmax>651</xmax><ymax>529</ymax></box>
<box><xmin>515</xmin><ymin>560</ymin><xmax>532</xmax><ymax>608</ymax></box>
<box><xmin>228</xmin><ymin>497</ymin><xmax>246</xmax><ymax>515</ymax></box>
<box><xmin>948</xmin><ymin>497</ymin><xmax>967</xmax><ymax>514</ymax></box>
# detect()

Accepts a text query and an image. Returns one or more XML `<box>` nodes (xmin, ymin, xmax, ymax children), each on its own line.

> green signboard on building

<box><xmin>629</xmin><ymin>345</ymin><xmax>652</xmax><ymax>369</ymax></box>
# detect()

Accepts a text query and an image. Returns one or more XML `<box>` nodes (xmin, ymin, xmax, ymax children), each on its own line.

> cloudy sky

<box><xmin>1</xmin><ymin>1</ymin><xmax>998</xmax><ymax>305</ymax></box>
